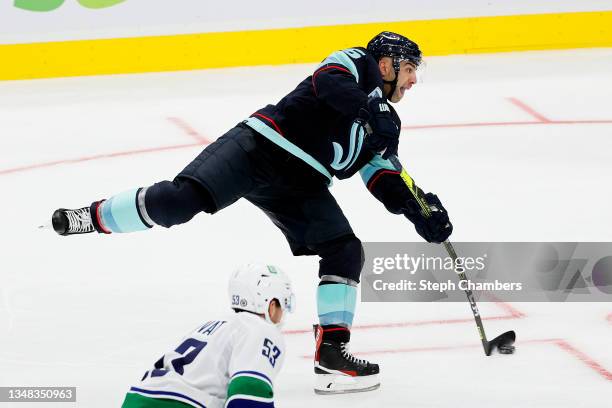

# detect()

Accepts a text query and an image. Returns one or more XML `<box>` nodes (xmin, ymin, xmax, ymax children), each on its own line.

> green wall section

<box><xmin>14</xmin><ymin>0</ymin><xmax>125</xmax><ymax>12</ymax></box>
<box><xmin>78</xmin><ymin>0</ymin><xmax>126</xmax><ymax>9</ymax></box>
<box><xmin>14</xmin><ymin>0</ymin><xmax>65</xmax><ymax>11</ymax></box>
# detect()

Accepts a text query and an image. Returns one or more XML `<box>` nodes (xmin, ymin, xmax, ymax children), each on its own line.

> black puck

<box><xmin>498</xmin><ymin>345</ymin><xmax>515</xmax><ymax>354</ymax></box>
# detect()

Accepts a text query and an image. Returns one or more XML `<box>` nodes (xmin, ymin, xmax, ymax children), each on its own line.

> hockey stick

<box><xmin>387</xmin><ymin>155</ymin><xmax>516</xmax><ymax>356</ymax></box>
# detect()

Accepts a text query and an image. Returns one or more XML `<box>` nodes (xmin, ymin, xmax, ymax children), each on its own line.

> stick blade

<box><xmin>488</xmin><ymin>330</ymin><xmax>516</xmax><ymax>355</ymax></box>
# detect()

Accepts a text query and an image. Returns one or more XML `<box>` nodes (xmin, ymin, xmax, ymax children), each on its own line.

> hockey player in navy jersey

<box><xmin>51</xmin><ymin>32</ymin><xmax>452</xmax><ymax>393</ymax></box>
<box><xmin>122</xmin><ymin>263</ymin><xmax>295</xmax><ymax>408</ymax></box>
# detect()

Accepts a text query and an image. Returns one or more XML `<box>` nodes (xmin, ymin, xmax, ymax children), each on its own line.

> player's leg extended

<box><xmin>52</xmin><ymin>177</ymin><xmax>213</xmax><ymax>235</ymax></box>
<box><xmin>52</xmin><ymin>125</ymin><xmax>256</xmax><ymax>236</ymax></box>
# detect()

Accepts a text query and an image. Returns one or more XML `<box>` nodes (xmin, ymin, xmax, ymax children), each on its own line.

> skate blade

<box><xmin>314</xmin><ymin>373</ymin><xmax>380</xmax><ymax>395</ymax></box>
<box><xmin>314</xmin><ymin>383</ymin><xmax>380</xmax><ymax>395</ymax></box>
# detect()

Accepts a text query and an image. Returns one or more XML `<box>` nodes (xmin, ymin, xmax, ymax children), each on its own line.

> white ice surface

<box><xmin>0</xmin><ymin>49</ymin><xmax>611</xmax><ymax>407</ymax></box>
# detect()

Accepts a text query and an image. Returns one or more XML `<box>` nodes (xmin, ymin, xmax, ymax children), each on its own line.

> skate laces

<box><xmin>340</xmin><ymin>342</ymin><xmax>368</xmax><ymax>366</ymax></box>
<box><xmin>65</xmin><ymin>208</ymin><xmax>94</xmax><ymax>233</ymax></box>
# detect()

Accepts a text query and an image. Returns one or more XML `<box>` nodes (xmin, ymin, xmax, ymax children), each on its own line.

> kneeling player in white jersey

<box><xmin>121</xmin><ymin>263</ymin><xmax>295</xmax><ymax>408</ymax></box>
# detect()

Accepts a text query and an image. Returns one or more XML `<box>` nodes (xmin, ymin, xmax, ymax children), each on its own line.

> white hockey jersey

<box><xmin>126</xmin><ymin>312</ymin><xmax>285</xmax><ymax>408</ymax></box>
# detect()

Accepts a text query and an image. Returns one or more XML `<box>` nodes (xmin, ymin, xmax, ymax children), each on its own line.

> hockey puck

<box><xmin>498</xmin><ymin>345</ymin><xmax>515</xmax><ymax>354</ymax></box>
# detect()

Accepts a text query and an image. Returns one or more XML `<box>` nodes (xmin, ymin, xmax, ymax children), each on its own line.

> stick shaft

<box><xmin>387</xmin><ymin>156</ymin><xmax>491</xmax><ymax>353</ymax></box>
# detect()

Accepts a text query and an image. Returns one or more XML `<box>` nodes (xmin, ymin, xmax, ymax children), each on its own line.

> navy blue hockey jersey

<box><xmin>243</xmin><ymin>47</ymin><xmax>398</xmax><ymax>185</ymax></box>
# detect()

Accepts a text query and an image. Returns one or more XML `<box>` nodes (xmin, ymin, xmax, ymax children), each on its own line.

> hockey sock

<box><xmin>92</xmin><ymin>188</ymin><xmax>154</xmax><ymax>234</ymax></box>
<box><xmin>317</xmin><ymin>281</ymin><xmax>356</xmax><ymax>328</ymax></box>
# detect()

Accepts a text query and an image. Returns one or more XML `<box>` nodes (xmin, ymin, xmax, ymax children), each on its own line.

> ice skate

<box><xmin>313</xmin><ymin>325</ymin><xmax>380</xmax><ymax>394</ymax></box>
<box><xmin>52</xmin><ymin>207</ymin><xmax>95</xmax><ymax>236</ymax></box>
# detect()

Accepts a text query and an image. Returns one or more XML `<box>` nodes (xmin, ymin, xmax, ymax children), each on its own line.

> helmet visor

<box><xmin>397</xmin><ymin>57</ymin><xmax>428</xmax><ymax>84</ymax></box>
<box><xmin>282</xmin><ymin>292</ymin><xmax>296</xmax><ymax>313</ymax></box>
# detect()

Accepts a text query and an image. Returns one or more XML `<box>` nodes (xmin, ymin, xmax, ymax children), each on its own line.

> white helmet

<box><xmin>228</xmin><ymin>263</ymin><xmax>295</xmax><ymax>325</ymax></box>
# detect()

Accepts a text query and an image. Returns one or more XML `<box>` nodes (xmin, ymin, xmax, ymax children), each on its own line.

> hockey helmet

<box><xmin>367</xmin><ymin>31</ymin><xmax>422</xmax><ymax>71</ymax></box>
<box><xmin>228</xmin><ymin>263</ymin><xmax>295</xmax><ymax>325</ymax></box>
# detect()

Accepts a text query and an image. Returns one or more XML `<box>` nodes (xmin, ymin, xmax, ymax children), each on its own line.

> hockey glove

<box><xmin>367</xmin><ymin>171</ymin><xmax>453</xmax><ymax>244</ymax></box>
<box><xmin>402</xmin><ymin>193</ymin><xmax>453</xmax><ymax>244</ymax></box>
<box><xmin>363</xmin><ymin>98</ymin><xmax>400</xmax><ymax>159</ymax></box>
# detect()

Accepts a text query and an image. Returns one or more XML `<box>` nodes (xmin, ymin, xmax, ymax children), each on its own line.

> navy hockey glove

<box><xmin>402</xmin><ymin>193</ymin><xmax>453</xmax><ymax>244</ymax></box>
<box><xmin>367</xmin><ymin>171</ymin><xmax>453</xmax><ymax>244</ymax></box>
<box><xmin>363</xmin><ymin>98</ymin><xmax>400</xmax><ymax>159</ymax></box>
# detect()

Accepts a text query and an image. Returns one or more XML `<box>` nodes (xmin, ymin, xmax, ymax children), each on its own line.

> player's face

<box><xmin>390</xmin><ymin>61</ymin><xmax>417</xmax><ymax>103</ymax></box>
<box><xmin>269</xmin><ymin>300</ymin><xmax>283</xmax><ymax>324</ymax></box>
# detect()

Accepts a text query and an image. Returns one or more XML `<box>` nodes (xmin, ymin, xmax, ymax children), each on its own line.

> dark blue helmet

<box><xmin>367</xmin><ymin>31</ymin><xmax>422</xmax><ymax>71</ymax></box>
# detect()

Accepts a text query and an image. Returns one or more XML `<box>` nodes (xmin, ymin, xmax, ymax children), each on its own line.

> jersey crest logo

<box><xmin>331</xmin><ymin>121</ymin><xmax>365</xmax><ymax>171</ymax></box>
<box><xmin>379</xmin><ymin>103</ymin><xmax>390</xmax><ymax>112</ymax></box>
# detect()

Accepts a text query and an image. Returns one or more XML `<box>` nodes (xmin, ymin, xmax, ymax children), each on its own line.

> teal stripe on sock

<box><xmin>319</xmin><ymin>311</ymin><xmax>355</xmax><ymax>326</ymax></box>
<box><xmin>101</xmin><ymin>189</ymin><xmax>149</xmax><ymax>233</ymax></box>
<box><xmin>101</xmin><ymin>197</ymin><xmax>121</xmax><ymax>233</ymax></box>
<box><xmin>317</xmin><ymin>283</ymin><xmax>357</xmax><ymax>326</ymax></box>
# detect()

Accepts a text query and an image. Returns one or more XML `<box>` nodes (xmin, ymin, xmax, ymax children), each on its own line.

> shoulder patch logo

<box><xmin>368</xmin><ymin>87</ymin><xmax>383</xmax><ymax>99</ymax></box>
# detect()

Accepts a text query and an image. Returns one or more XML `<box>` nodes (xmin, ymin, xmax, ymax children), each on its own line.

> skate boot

<box><xmin>313</xmin><ymin>324</ymin><xmax>380</xmax><ymax>394</ymax></box>
<box><xmin>52</xmin><ymin>206</ymin><xmax>95</xmax><ymax>235</ymax></box>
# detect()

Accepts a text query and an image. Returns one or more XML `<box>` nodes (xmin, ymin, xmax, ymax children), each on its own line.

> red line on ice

<box><xmin>283</xmin><ymin>301</ymin><xmax>525</xmax><ymax>335</ymax></box>
<box><xmin>506</xmin><ymin>97</ymin><xmax>551</xmax><ymax>122</ymax></box>
<box><xmin>0</xmin><ymin>142</ymin><xmax>205</xmax><ymax>176</ymax></box>
<box><xmin>298</xmin><ymin>338</ymin><xmax>555</xmax><ymax>359</ymax></box>
<box><xmin>282</xmin><ymin>314</ymin><xmax>520</xmax><ymax>336</ymax></box>
<box><xmin>482</xmin><ymin>293</ymin><xmax>527</xmax><ymax>318</ymax></box>
<box><xmin>0</xmin><ymin>116</ymin><xmax>211</xmax><ymax>177</ymax></box>
<box><xmin>607</xmin><ymin>313</ymin><xmax>612</xmax><ymax>324</ymax></box>
<box><xmin>4</xmin><ymin>114</ymin><xmax>612</xmax><ymax>177</ymax></box>
<box><xmin>167</xmin><ymin>117</ymin><xmax>212</xmax><ymax>144</ymax></box>
<box><xmin>553</xmin><ymin>339</ymin><xmax>612</xmax><ymax>381</ymax></box>
<box><xmin>299</xmin><ymin>338</ymin><xmax>612</xmax><ymax>382</ymax></box>
<box><xmin>401</xmin><ymin>119</ymin><xmax>612</xmax><ymax>131</ymax></box>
